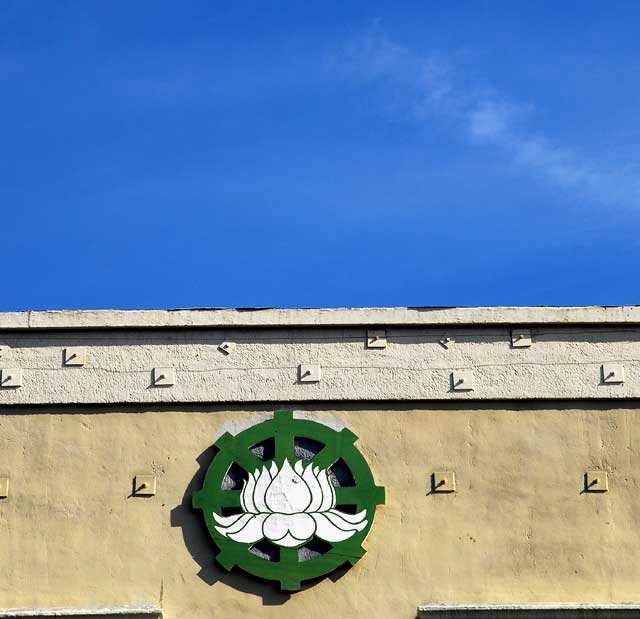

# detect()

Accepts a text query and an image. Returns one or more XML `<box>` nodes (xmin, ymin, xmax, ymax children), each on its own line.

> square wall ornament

<box><xmin>298</xmin><ymin>364</ymin><xmax>321</xmax><ymax>383</ymax></box>
<box><xmin>585</xmin><ymin>470</ymin><xmax>608</xmax><ymax>493</ymax></box>
<box><xmin>511</xmin><ymin>329</ymin><xmax>532</xmax><ymax>348</ymax></box>
<box><xmin>439</xmin><ymin>335</ymin><xmax>454</xmax><ymax>349</ymax></box>
<box><xmin>134</xmin><ymin>474</ymin><xmax>156</xmax><ymax>496</ymax></box>
<box><xmin>601</xmin><ymin>364</ymin><xmax>624</xmax><ymax>384</ymax></box>
<box><xmin>218</xmin><ymin>341</ymin><xmax>236</xmax><ymax>355</ymax></box>
<box><xmin>431</xmin><ymin>471</ymin><xmax>456</xmax><ymax>493</ymax></box>
<box><xmin>451</xmin><ymin>370</ymin><xmax>473</xmax><ymax>391</ymax></box>
<box><xmin>366</xmin><ymin>330</ymin><xmax>387</xmax><ymax>349</ymax></box>
<box><xmin>63</xmin><ymin>347</ymin><xmax>86</xmax><ymax>367</ymax></box>
<box><xmin>152</xmin><ymin>367</ymin><xmax>175</xmax><ymax>387</ymax></box>
<box><xmin>0</xmin><ymin>368</ymin><xmax>22</xmax><ymax>388</ymax></box>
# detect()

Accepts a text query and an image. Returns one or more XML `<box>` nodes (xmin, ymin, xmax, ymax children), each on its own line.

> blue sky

<box><xmin>2</xmin><ymin>1</ymin><xmax>640</xmax><ymax>310</ymax></box>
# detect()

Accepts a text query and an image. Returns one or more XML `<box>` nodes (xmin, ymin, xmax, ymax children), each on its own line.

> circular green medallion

<box><xmin>192</xmin><ymin>410</ymin><xmax>385</xmax><ymax>591</ymax></box>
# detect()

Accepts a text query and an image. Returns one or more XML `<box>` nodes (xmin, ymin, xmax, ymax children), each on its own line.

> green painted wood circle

<box><xmin>192</xmin><ymin>410</ymin><xmax>385</xmax><ymax>591</ymax></box>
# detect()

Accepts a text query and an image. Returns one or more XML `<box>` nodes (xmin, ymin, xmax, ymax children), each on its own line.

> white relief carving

<box><xmin>212</xmin><ymin>459</ymin><xmax>368</xmax><ymax>547</ymax></box>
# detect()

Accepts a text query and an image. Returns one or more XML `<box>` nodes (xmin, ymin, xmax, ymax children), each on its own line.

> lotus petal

<box><xmin>303</xmin><ymin>462</ymin><xmax>323</xmax><ymax>512</ymax></box>
<box><xmin>269</xmin><ymin>461</ymin><xmax>278</xmax><ymax>477</ymax></box>
<box><xmin>273</xmin><ymin>533</ymin><xmax>307</xmax><ymax>547</ymax></box>
<box><xmin>263</xmin><ymin>512</ymin><xmax>315</xmax><ymax>546</ymax></box>
<box><xmin>241</xmin><ymin>472</ymin><xmax>257</xmax><ymax>513</ymax></box>
<box><xmin>329</xmin><ymin>508</ymin><xmax>368</xmax><ymax>527</ymax></box>
<box><xmin>227</xmin><ymin>513</ymin><xmax>268</xmax><ymax>544</ymax></box>
<box><xmin>214</xmin><ymin>512</ymin><xmax>254</xmax><ymax>536</ymax></box>
<box><xmin>212</xmin><ymin>512</ymin><xmax>246</xmax><ymax>527</ymax></box>
<box><xmin>311</xmin><ymin>512</ymin><xmax>359</xmax><ymax>542</ymax></box>
<box><xmin>328</xmin><ymin>472</ymin><xmax>336</xmax><ymax>505</ymax></box>
<box><xmin>294</xmin><ymin>460</ymin><xmax>304</xmax><ymax>475</ymax></box>
<box><xmin>325</xmin><ymin>510</ymin><xmax>367</xmax><ymax>532</ymax></box>
<box><xmin>265</xmin><ymin>459</ymin><xmax>311</xmax><ymax>514</ymax></box>
<box><xmin>253</xmin><ymin>465</ymin><xmax>271</xmax><ymax>512</ymax></box>
<box><xmin>316</xmin><ymin>467</ymin><xmax>335</xmax><ymax>512</ymax></box>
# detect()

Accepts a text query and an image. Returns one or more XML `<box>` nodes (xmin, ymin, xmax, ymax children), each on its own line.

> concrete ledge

<box><xmin>2</xmin><ymin>324</ymin><xmax>640</xmax><ymax>404</ymax></box>
<box><xmin>2</xmin><ymin>306</ymin><xmax>640</xmax><ymax>331</ymax></box>
<box><xmin>418</xmin><ymin>605</ymin><xmax>640</xmax><ymax>618</ymax></box>
<box><xmin>0</xmin><ymin>608</ymin><xmax>162</xmax><ymax>618</ymax></box>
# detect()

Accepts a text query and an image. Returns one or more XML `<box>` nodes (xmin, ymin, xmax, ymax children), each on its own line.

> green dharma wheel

<box><xmin>192</xmin><ymin>410</ymin><xmax>385</xmax><ymax>591</ymax></box>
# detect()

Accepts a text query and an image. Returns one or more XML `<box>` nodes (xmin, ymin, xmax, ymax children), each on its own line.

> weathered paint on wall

<box><xmin>1</xmin><ymin>403</ymin><xmax>639</xmax><ymax>619</ymax></box>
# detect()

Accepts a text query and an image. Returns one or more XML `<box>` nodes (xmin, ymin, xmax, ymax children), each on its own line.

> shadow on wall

<box><xmin>169</xmin><ymin>444</ymin><xmax>289</xmax><ymax>605</ymax></box>
<box><xmin>169</xmin><ymin>444</ymin><xmax>350</xmax><ymax>605</ymax></box>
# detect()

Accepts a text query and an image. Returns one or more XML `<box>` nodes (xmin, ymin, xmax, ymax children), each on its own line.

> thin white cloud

<box><xmin>468</xmin><ymin>100</ymin><xmax>521</xmax><ymax>142</ymax></box>
<box><xmin>331</xmin><ymin>28</ymin><xmax>640</xmax><ymax>208</ymax></box>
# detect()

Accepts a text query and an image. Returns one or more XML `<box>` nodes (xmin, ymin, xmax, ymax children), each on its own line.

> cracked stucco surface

<box><xmin>1</xmin><ymin>325</ymin><xmax>640</xmax><ymax>404</ymax></box>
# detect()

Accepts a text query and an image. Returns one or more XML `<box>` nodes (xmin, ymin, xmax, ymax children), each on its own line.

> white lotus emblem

<box><xmin>212</xmin><ymin>459</ymin><xmax>368</xmax><ymax>547</ymax></box>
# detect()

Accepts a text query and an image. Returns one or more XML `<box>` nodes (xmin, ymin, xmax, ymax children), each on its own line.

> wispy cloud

<box><xmin>331</xmin><ymin>28</ymin><xmax>640</xmax><ymax>208</ymax></box>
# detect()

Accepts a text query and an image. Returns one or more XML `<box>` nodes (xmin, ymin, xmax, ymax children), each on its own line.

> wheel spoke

<box><xmin>231</xmin><ymin>448</ymin><xmax>263</xmax><ymax>474</ymax></box>
<box><xmin>312</xmin><ymin>427</ymin><xmax>357</xmax><ymax>468</ymax></box>
<box><xmin>335</xmin><ymin>485</ymin><xmax>385</xmax><ymax>506</ymax></box>
<box><xmin>274</xmin><ymin>425</ymin><xmax>295</xmax><ymax>461</ymax></box>
<box><xmin>218</xmin><ymin>489</ymin><xmax>242</xmax><ymax>507</ymax></box>
<box><xmin>278</xmin><ymin>546</ymin><xmax>300</xmax><ymax>590</ymax></box>
<box><xmin>311</xmin><ymin>442</ymin><xmax>340</xmax><ymax>468</ymax></box>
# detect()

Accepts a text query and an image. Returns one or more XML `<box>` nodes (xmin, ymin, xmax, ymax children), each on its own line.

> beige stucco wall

<box><xmin>2</xmin><ymin>402</ymin><xmax>639</xmax><ymax>619</ymax></box>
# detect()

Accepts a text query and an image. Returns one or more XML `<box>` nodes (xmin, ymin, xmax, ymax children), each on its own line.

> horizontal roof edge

<box><xmin>417</xmin><ymin>604</ymin><xmax>640</xmax><ymax>617</ymax></box>
<box><xmin>1</xmin><ymin>306</ymin><xmax>640</xmax><ymax>331</ymax></box>
<box><xmin>0</xmin><ymin>607</ymin><xmax>162</xmax><ymax>618</ymax></box>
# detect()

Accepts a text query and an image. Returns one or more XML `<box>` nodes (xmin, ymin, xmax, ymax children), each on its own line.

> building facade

<box><xmin>1</xmin><ymin>306</ymin><xmax>640</xmax><ymax>619</ymax></box>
